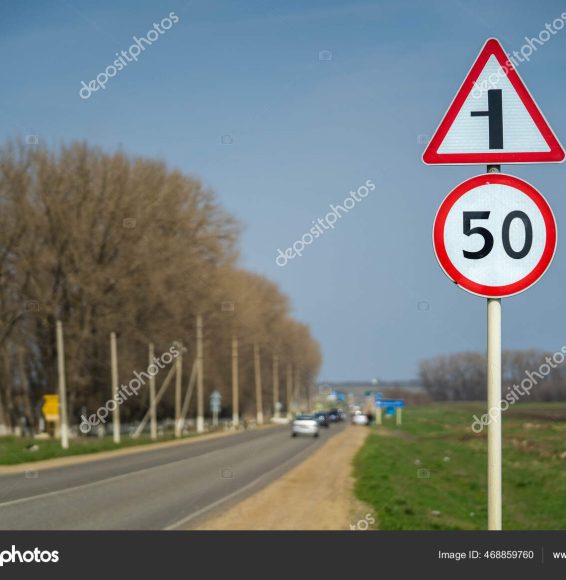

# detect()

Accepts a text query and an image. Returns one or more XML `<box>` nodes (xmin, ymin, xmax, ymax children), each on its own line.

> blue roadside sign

<box><xmin>376</xmin><ymin>399</ymin><xmax>405</xmax><ymax>408</ymax></box>
<box><xmin>210</xmin><ymin>390</ymin><xmax>221</xmax><ymax>413</ymax></box>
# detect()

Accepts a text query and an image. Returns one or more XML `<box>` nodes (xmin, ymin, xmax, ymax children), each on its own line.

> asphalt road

<box><xmin>0</xmin><ymin>423</ymin><xmax>345</xmax><ymax>530</ymax></box>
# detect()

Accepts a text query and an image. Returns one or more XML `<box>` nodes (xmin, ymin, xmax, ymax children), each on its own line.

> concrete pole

<box><xmin>180</xmin><ymin>360</ymin><xmax>198</xmax><ymax>423</ymax></box>
<box><xmin>110</xmin><ymin>332</ymin><xmax>120</xmax><ymax>444</ymax></box>
<box><xmin>272</xmin><ymin>353</ymin><xmax>280</xmax><ymax>418</ymax></box>
<box><xmin>149</xmin><ymin>343</ymin><xmax>157</xmax><ymax>440</ymax></box>
<box><xmin>175</xmin><ymin>343</ymin><xmax>183</xmax><ymax>437</ymax></box>
<box><xmin>396</xmin><ymin>407</ymin><xmax>402</xmax><ymax>426</ymax></box>
<box><xmin>487</xmin><ymin>297</ymin><xmax>502</xmax><ymax>530</ymax></box>
<box><xmin>286</xmin><ymin>363</ymin><xmax>293</xmax><ymax>418</ymax></box>
<box><xmin>231</xmin><ymin>335</ymin><xmax>239</xmax><ymax>427</ymax></box>
<box><xmin>293</xmin><ymin>365</ymin><xmax>301</xmax><ymax>412</ymax></box>
<box><xmin>56</xmin><ymin>321</ymin><xmax>69</xmax><ymax>449</ymax></box>
<box><xmin>376</xmin><ymin>407</ymin><xmax>382</xmax><ymax>425</ymax></box>
<box><xmin>254</xmin><ymin>343</ymin><xmax>263</xmax><ymax>424</ymax></box>
<box><xmin>132</xmin><ymin>363</ymin><xmax>176</xmax><ymax>438</ymax></box>
<box><xmin>196</xmin><ymin>315</ymin><xmax>204</xmax><ymax>433</ymax></box>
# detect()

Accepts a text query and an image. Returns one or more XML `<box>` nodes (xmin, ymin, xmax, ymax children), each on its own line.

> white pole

<box><xmin>486</xmin><ymin>163</ymin><xmax>502</xmax><ymax>531</ymax></box>
<box><xmin>110</xmin><ymin>332</ymin><xmax>120</xmax><ymax>444</ymax></box>
<box><xmin>293</xmin><ymin>365</ymin><xmax>301</xmax><ymax>412</ymax></box>
<box><xmin>56</xmin><ymin>321</ymin><xmax>69</xmax><ymax>449</ymax></box>
<box><xmin>196</xmin><ymin>315</ymin><xmax>204</xmax><ymax>433</ymax></box>
<box><xmin>273</xmin><ymin>353</ymin><xmax>280</xmax><ymax>418</ymax></box>
<box><xmin>487</xmin><ymin>297</ymin><xmax>502</xmax><ymax>530</ymax></box>
<box><xmin>180</xmin><ymin>359</ymin><xmax>198</xmax><ymax>423</ymax></box>
<box><xmin>149</xmin><ymin>343</ymin><xmax>157</xmax><ymax>440</ymax></box>
<box><xmin>132</xmin><ymin>363</ymin><xmax>176</xmax><ymax>438</ymax></box>
<box><xmin>376</xmin><ymin>407</ymin><xmax>382</xmax><ymax>425</ymax></box>
<box><xmin>175</xmin><ymin>343</ymin><xmax>182</xmax><ymax>438</ymax></box>
<box><xmin>254</xmin><ymin>342</ymin><xmax>263</xmax><ymax>425</ymax></box>
<box><xmin>286</xmin><ymin>362</ymin><xmax>293</xmax><ymax>418</ymax></box>
<box><xmin>231</xmin><ymin>335</ymin><xmax>239</xmax><ymax>427</ymax></box>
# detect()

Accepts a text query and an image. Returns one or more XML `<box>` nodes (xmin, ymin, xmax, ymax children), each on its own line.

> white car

<box><xmin>352</xmin><ymin>413</ymin><xmax>369</xmax><ymax>426</ymax></box>
<box><xmin>291</xmin><ymin>415</ymin><xmax>320</xmax><ymax>438</ymax></box>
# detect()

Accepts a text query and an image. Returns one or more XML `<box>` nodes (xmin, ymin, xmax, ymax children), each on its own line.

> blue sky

<box><xmin>2</xmin><ymin>0</ymin><xmax>566</xmax><ymax>381</ymax></box>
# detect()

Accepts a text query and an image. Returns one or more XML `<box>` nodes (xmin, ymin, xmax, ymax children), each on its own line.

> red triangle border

<box><xmin>422</xmin><ymin>38</ymin><xmax>565</xmax><ymax>165</ymax></box>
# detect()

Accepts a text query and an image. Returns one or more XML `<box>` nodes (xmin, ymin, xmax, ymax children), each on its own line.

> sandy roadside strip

<box><xmin>195</xmin><ymin>425</ymin><xmax>372</xmax><ymax>530</ymax></box>
<box><xmin>0</xmin><ymin>424</ymin><xmax>278</xmax><ymax>475</ymax></box>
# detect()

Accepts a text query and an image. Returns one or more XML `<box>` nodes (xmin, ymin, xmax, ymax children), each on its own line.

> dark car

<box><xmin>314</xmin><ymin>411</ymin><xmax>330</xmax><ymax>427</ymax></box>
<box><xmin>327</xmin><ymin>408</ymin><xmax>342</xmax><ymax>422</ymax></box>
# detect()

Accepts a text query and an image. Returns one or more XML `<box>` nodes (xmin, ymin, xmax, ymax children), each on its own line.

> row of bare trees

<box><xmin>0</xmin><ymin>141</ymin><xmax>321</xmax><ymax>433</ymax></box>
<box><xmin>419</xmin><ymin>350</ymin><xmax>566</xmax><ymax>401</ymax></box>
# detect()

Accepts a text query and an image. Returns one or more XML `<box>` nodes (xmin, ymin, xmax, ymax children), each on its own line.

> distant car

<box><xmin>327</xmin><ymin>408</ymin><xmax>343</xmax><ymax>422</ymax></box>
<box><xmin>292</xmin><ymin>415</ymin><xmax>320</xmax><ymax>438</ymax></box>
<box><xmin>314</xmin><ymin>411</ymin><xmax>330</xmax><ymax>428</ymax></box>
<box><xmin>352</xmin><ymin>413</ymin><xmax>369</xmax><ymax>426</ymax></box>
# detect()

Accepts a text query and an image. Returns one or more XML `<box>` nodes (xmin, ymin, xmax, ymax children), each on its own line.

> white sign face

<box><xmin>423</xmin><ymin>38</ymin><xmax>565</xmax><ymax>164</ymax></box>
<box><xmin>438</xmin><ymin>55</ymin><xmax>548</xmax><ymax>155</ymax></box>
<box><xmin>433</xmin><ymin>174</ymin><xmax>556</xmax><ymax>297</ymax></box>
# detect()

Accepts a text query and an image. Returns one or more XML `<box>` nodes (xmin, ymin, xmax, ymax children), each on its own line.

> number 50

<box><xmin>463</xmin><ymin>211</ymin><xmax>533</xmax><ymax>260</ymax></box>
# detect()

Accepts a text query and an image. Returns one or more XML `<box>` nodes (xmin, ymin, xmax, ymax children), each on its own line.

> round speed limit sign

<box><xmin>433</xmin><ymin>174</ymin><xmax>556</xmax><ymax>297</ymax></box>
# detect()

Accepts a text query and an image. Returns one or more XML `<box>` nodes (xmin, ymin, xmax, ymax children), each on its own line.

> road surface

<box><xmin>0</xmin><ymin>423</ymin><xmax>345</xmax><ymax>529</ymax></box>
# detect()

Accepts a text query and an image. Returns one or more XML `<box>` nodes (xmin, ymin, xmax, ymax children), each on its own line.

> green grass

<box><xmin>353</xmin><ymin>402</ymin><xmax>566</xmax><ymax>530</ymax></box>
<box><xmin>0</xmin><ymin>433</ymin><xmax>181</xmax><ymax>465</ymax></box>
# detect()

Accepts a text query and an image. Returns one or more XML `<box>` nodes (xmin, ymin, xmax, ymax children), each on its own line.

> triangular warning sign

<box><xmin>423</xmin><ymin>38</ymin><xmax>565</xmax><ymax>165</ymax></box>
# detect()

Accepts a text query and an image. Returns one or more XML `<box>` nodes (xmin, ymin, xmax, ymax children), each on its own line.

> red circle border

<box><xmin>433</xmin><ymin>174</ymin><xmax>557</xmax><ymax>298</ymax></box>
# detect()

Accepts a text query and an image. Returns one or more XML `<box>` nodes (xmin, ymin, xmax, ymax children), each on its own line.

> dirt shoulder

<box><xmin>196</xmin><ymin>425</ymin><xmax>372</xmax><ymax>530</ymax></box>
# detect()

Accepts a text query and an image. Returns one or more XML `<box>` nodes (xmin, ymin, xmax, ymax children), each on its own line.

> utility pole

<box><xmin>132</xmin><ymin>363</ymin><xmax>176</xmax><ymax>438</ymax></box>
<box><xmin>254</xmin><ymin>343</ymin><xmax>263</xmax><ymax>424</ymax></box>
<box><xmin>286</xmin><ymin>362</ymin><xmax>293</xmax><ymax>418</ymax></box>
<box><xmin>175</xmin><ymin>342</ymin><xmax>183</xmax><ymax>437</ymax></box>
<box><xmin>149</xmin><ymin>343</ymin><xmax>157</xmax><ymax>440</ymax></box>
<box><xmin>196</xmin><ymin>315</ymin><xmax>204</xmax><ymax>433</ymax></box>
<box><xmin>110</xmin><ymin>332</ymin><xmax>120</xmax><ymax>444</ymax></box>
<box><xmin>56</xmin><ymin>321</ymin><xmax>69</xmax><ymax>449</ymax></box>
<box><xmin>294</xmin><ymin>365</ymin><xmax>301</xmax><ymax>412</ymax></box>
<box><xmin>272</xmin><ymin>353</ymin><xmax>280</xmax><ymax>418</ymax></box>
<box><xmin>231</xmin><ymin>335</ymin><xmax>239</xmax><ymax>427</ymax></box>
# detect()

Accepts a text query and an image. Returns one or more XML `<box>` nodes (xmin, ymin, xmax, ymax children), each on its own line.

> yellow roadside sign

<box><xmin>42</xmin><ymin>394</ymin><xmax>59</xmax><ymax>421</ymax></box>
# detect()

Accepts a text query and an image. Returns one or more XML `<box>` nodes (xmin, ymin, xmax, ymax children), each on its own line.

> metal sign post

<box><xmin>486</xmin><ymin>165</ymin><xmax>502</xmax><ymax>531</ymax></box>
<box><xmin>487</xmin><ymin>296</ymin><xmax>502</xmax><ymax>530</ymax></box>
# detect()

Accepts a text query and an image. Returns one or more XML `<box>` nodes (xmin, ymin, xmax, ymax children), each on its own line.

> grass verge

<box><xmin>0</xmin><ymin>433</ymin><xmax>182</xmax><ymax>465</ymax></box>
<box><xmin>353</xmin><ymin>402</ymin><xmax>566</xmax><ymax>530</ymax></box>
